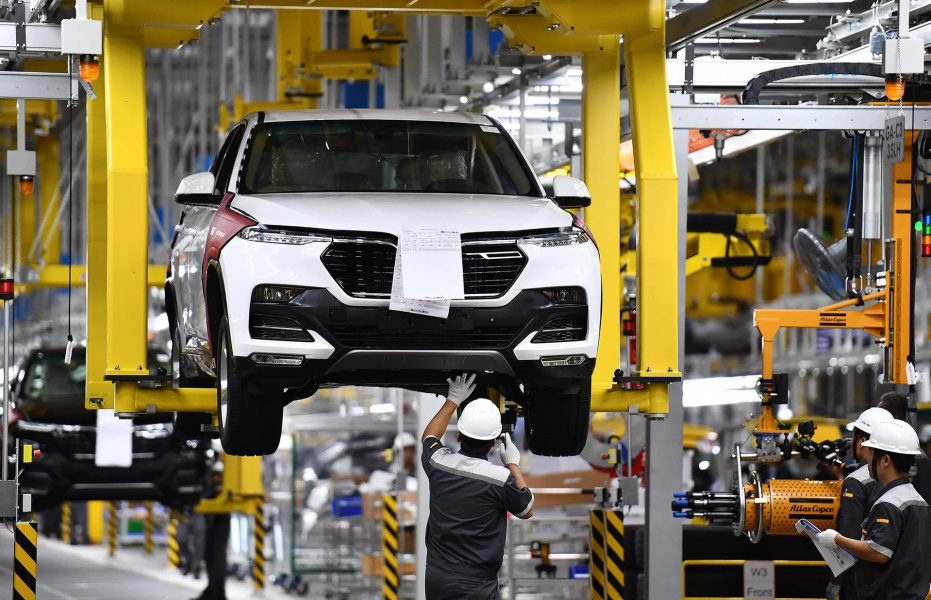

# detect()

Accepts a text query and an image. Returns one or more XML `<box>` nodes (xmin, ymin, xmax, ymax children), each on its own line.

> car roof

<box><xmin>256</xmin><ymin>109</ymin><xmax>496</xmax><ymax>126</ymax></box>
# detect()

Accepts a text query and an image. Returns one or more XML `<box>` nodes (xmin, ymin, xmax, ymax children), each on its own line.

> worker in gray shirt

<box><xmin>421</xmin><ymin>373</ymin><xmax>534</xmax><ymax>600</ymax></box>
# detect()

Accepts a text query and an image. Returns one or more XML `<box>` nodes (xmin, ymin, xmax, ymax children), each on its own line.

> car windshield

<box><xmin>239</xmin><ymin>120</ymin><xmax>539</xmax><ymax>197</ymax></box>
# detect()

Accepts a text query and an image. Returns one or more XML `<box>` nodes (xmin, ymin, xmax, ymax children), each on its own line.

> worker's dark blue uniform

<box><xmin>854</xmin><ymin>477</ymin><xmax>931</xmax><ymax>600</ymax></box>
<box><xmin>832</xmin><ymin>463</ymin><xmax>880</xmax><ymax>600</ymax></box>
<box><xmin>421</xmin><ymin>435</ymin><xmax>533</xmax><ymax>600</ymax></box>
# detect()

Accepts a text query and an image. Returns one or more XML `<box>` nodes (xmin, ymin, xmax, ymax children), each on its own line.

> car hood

<box><xmin>230</xmin><ymin>192</ymin><xmax>571</xmax><ymax>235</ymax></box>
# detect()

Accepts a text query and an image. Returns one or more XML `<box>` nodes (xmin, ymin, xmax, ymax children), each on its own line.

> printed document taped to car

<box><xmin>390</xmin><ymin>248</ymin><xmax>451</xmax><ymax>319</ymax></box>
<box><xmin>399</xmin><ymin>229</ymin><xmax>465</xmax><ymax>301</ymax></box>
<box><xmin>95</xmin><ymin>409</ymin><xmax>134</xmax><ymax>468</ymax></box>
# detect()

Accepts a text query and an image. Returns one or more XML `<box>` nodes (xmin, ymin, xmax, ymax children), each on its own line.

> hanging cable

<box><xmin>65</xmin><ymin>101</ymin><xmax>74</xmax><ymax>365</ymax></box>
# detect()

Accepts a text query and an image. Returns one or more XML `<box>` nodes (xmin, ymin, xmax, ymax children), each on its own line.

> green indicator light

<box><xmin>916</xmin><ymin>221</ymin><xmax>923</xmax><ymax>231</ymax></box>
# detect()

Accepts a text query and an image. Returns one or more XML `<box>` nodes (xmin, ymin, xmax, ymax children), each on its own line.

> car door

<box><xmin>171</xmin><ymin>124</ymin><xmax>247</xmax><ymax>368</ymax></box>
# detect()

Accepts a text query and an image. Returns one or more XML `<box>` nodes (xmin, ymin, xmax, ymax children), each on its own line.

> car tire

<box><xmin>525</xmin><ymin>378</ymin><xmax>591</xmax><ymax>456</ymax></box>
<box><xmin>216</xmin><ymin>315</ymin><xmax>282</xmax><ymax>455</ymax></box>
<box><xmin>171</xmin><ymin>322</ymin><xmax>214</xmax><ymax>441</ymax></box>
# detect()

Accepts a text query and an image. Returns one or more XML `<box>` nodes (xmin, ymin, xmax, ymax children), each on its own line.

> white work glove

<box><xmin>817</xmin><ymin>529</ymin><xmax>838</xmax><ymax>549</ymax></box>
<box><xmin>498</xmin><ymin>433</ymin><xmax>521</xmax><ymax>467</ymax></box>
<box><xmin>446</xmin><ymin>372</ymin><xmax>477</xmax><ymax>406</ymax></box>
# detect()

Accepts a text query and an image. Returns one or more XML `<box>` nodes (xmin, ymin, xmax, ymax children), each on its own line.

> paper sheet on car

<box><xmin>389</xmin><ymin>249</ymin><xmax>450</xmax><ymax>319</ymax></box>
<box><xmin>795</xmin><ymin>519</ymin><xmax>858</xmax><ymax>577</ymax></box>
<box><xmin>95</xmin><ymin>409</ymin><xmax>133</xmax><ymax>467</ymax></box>
<box><xmin>398</xmin><ymin>230</ymin><xmax>465</xmax><ymax>301</ymax></box>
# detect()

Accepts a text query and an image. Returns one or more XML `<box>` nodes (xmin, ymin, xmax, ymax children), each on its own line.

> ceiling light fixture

<box><xmin>738</xmin><ymin>18</ymin><xmax>805</xmax><ymax>24</ymax></box>
<box><xmin>483</xmin><ymin>81</ymin><xmax>495</xmax><ymax>93</ymax></box>
<box><xmin>694</xmin><ymin>38</ymin><xmax>762</xmax><ymax>44</ymax></box>
<box><xmin>512</xmin><ymin>68</ymin><xmax>522</xmax><ymax>75</ymax></box>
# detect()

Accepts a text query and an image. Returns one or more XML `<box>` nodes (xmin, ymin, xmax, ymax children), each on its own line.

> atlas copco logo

<box><xmin>819</xmin><ymin>313</ymin><xmax>846</xmax><ymax>327</ymax></box>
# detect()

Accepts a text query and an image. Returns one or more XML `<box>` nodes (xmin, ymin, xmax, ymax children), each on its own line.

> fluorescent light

<box><xmin>369</xmin><ymin>402</ymin><xmax>396</xmax><ymax>414</ymax></box>
<box><xmin>683</xmin><ymin>375</ymin><xmax>761</xmax><ymax>407</ymax></box>
<box><xmin>567</xmin><ymin>67</ymin><xmax>583</xmax><ymax>77</ymax></box>
<box><xmin>459</xmin><ymin>96</ymin><xmax>469</xmax><ymax>104</ymax></box>
<box><xmin>483</xmin><ymin>81</ymin><xmax>494</xmax><ymax>93</ymax></box>
<box><xmin>738</xmin><ymin>18</ymin><xmax>805</xmax><ymax>24</ymax></box>
<box><xmin>542</xmin><ymin>54</ymin><xmax>553</xmax><ymax>60</ymax></box>
<box><xmin>525</xmin><ymin>96</ymin><xmax>560</xmax><ymax>105</ymax></box>
<box><xmin>512</xmin><ymin>68</ymin><xmax>522</xmax><ymax>75</ymax></box>
<box><xmin>695</xmin><ymin>38</ymin><xmax>761</xmax><ymax>44</ymax></box>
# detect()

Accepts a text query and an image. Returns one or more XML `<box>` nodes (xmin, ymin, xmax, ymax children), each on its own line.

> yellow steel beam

<box><xmin>104</xmin><ymin>0</ymin><xmax>225</xmax><ymax>29</ymax></box>
<box><xmin>535</xmin><ymin>0</ymin><xmax>663</xmax><ymax>36</ymax></box>
<box><xmin>581</xmin><ymin>37</ymin><xmax>622</xmax><ymax>409</ymax></box>
<box><xmin>197</xmin><ymin>455</ymin><xmax>264</xmax><ymax>514</ymax></box>
<box><xmin>14</xmin><ymin>264</ymin><xmax>167</xmax><ymax>291</ymax></box>
<box><xmin>231</xmin><ymin>0</ymin><xmax>489</xmax><ymax>15</ymax></box>
<box><xmin>35</xmin><ymin>136</ymin><xmax>61</xmax><ymax>266</ymax></box>
<box><xmin>890</xmin><ymin>134</ymin><xmax>916</xmax><ymax>384</ymax></box>
<box><xmin>144</xmin><ymin>26</ymin><xmax>202</xmax><ymax>49</ymax></box>
<box><xmin>626</xmin><ymin>26</ymin><xmax>679</xmax><ymax>393</ymax></box>
<box><xmin>592</xmin><ymin>382</ymin><xmax>668</xmax><ymax>415</ymax></box>
<box><xmin>113</xmin><ymin>383</ymin><xmax>216</xmax><ymax>413</ymax></box>
<box><xmin>103</xmin><ymin>12</ymin><xmax>149</xmax><ymax>379</ymax></box>
<box><xmin>86</xmin><ymin>1</ymin><xmax>112</xmax><ymax>409</ymax></box>
<box><xmin>0</xmin><ymin>100</ymin><xmax>59</xmax><ymax>131</ymax></box>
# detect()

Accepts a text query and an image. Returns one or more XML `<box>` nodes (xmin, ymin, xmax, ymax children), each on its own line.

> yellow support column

<box><xmin>589</xmin><ymin>509</ymin><xmax>606</xmax><ymax>600</ymax></box>
<box><xmin>581</xmin><ymin>36</ymin><xmax>622</xmax><ymax>404</ymax></box>
<box><xmin>13</xmin><ymin>521</ymin><xmax>37</xmax><ymax>600</ymax></box>
<box><xmin>382</xmin><ymin>494</ymin><xmax>400</xmax><ymax>600</ymax></box>
<box><xmin>102</xmin><ymin>10</ymin><xmax>149</xmax><ymax>397</ymax></box>
<box><xmin>85</xmin><ymin>2</ymin><xmax>113</xmax><ymax>408</ymax></box>
<box><xmin>625</xmin><ymin>28</ymin><xmax>679</xmax><ymax>407</ymax></box>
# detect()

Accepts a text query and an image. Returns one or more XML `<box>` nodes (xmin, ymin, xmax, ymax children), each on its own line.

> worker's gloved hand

<box><xmin>446</xmin><ymin>372</ymin><xmax>477</xmax><ymax>406</ymax></box>
<box><xmin>825</xmin><ymin>582</ymin><xmax>840</xmax><ymax>600</ymax></box>
<box><xmin>498</xmin><ymin>433</ymin><xmax>521</xmax><ymax>466</ymax></box>
<box><xmin>817</xmin><ymin>529</ymin><xmax>839</xmax><ymax>549</ymax></box>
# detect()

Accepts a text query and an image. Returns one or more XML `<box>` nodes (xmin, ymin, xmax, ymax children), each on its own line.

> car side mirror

<box><xmin>552</xmin><ymin>175</ymin><xmax>592</xmax><ymax>209</ymax></box>
<box><xmin>175</xmin><ymin>172</ymin><xmax>221</xmax><ymax>206</ymax></box>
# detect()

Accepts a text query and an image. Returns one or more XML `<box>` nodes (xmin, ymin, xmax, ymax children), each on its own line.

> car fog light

<box><xmin>250</xmin><ymin>354</ymin><xmax>304</xmax><ymax>366</ymax></box>
<box><xmin>541</xmin><ymin>355</ymin><xmax>587</xmax><ymax>367</ymax></box>
<box><xmin>541</xmin><ymin>287</ymin><xmax>586</xmax><ymax>304</ymax></box>
<box><xmin>252</xmin><ymin>286</ymin><xmax>305</xmax><ymax>303</ymax></box>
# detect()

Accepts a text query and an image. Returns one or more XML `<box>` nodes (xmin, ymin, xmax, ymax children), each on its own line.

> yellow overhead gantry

<box><xmin>82</xmin><ymin>0</ymin><xmax>679</xmax><ymax>429</ymax></box>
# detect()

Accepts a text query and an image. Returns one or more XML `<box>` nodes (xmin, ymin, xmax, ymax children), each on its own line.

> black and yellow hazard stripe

<box><xmin>60</xmin><ymin>502</ymin><xmax>71</xmax><ymax>545</ymax></box>
<box><xmin>167</xmin><ymin>509</ymin><xmax>181</xmax><ymax>569</ymax></box>
<box><xmin>252</xmin><ymin>498</ymin><xmax>265</xmax><ymax>590</ymax></box>
<box><xmin>107</xmin><ymin>501</ymin><xmax>118</xmax><ymax>557</ymax></box>
<box><xmin>381</xmin><ymin>493</ymin><xmax>399</xmax><ymax>600</ymax></box>
<box><xmin>604</xmin><ymin>511</ymin><xmax>625</xmax><ymax>600</ymax></box>
<box><xmin>13</xmin><ymin>521</ymin><xmax>37</xmax><ymax>600</ymax></box>
<box><xmin>144</xmin><ymin>501</ymin><xmax>154</xmax><ymax>555</ymax></box>
<box><xmin>590</xmin><ymin>509</ymin><xmax>606</xmax><ymax>600</ymax></box>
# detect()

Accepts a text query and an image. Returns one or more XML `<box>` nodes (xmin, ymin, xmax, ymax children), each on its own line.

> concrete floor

<box><xmin>0</xmin><ymin>527</ymin><xmax>294</xmax><ymax>600</ymax></box>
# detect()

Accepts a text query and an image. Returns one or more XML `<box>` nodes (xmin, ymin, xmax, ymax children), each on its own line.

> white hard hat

<box><xmin>394</xmin><ymin>432</ymin><xmax>417</xmax><ymax>449</ymax></box>
<box><xmin>458</xmin><ymin>399</ymin><xmax>502</xmax><ymax>440</ymax></box>
<box><xmin>849</xmin><ymin>407</ymin><xmax>894</xmax><ymax>436</ymax></box>
<box><xmin>862</xmin><ymin>420</ymin><xmax>922</xmax><ymax>455</ymax></box>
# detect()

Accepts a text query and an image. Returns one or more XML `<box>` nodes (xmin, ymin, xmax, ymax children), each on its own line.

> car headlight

<box><xmin>238</xmin><ymin>227</ymin><xmax>333</xmax><ymax>245</ymax></box>
<box><xmin>519</xmin><ymin>228</ymin><xmax>590</xmax><ymax>247</ymax></box>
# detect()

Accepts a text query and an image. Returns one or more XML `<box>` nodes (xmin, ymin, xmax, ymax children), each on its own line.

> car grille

<box><xmin>321</xmin><ymin>238</ymin><xmax>526</xmax><ymax>299</ymax></box>
<box><xmin>326</xmin><ymin>325</ymin><xmax>522</xmax><ymax>350</ymax></box>
<box><xmin>57</xmin><ymin>428</ymin><xmax>171</xmax><ymax>459</ymax></box>
<box><xmin>531</xmin><ymin>317</ymin><xmax>587</xmax><ymax>343</ymax></box>
<box><xmin>250</xmin><ymin>314</ymin><xmax>313</xmax><ymax>341</ymax></box>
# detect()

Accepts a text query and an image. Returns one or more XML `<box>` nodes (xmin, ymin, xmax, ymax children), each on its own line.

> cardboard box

<box><xmin>523</xmin><ymin>470</ymin><xmax>611</xmax><ymax>508</ymax></box>
<box><xmin>362</xmin><ymin>491</ymin><xmax>416</xmax><ymax>522</ymax></box>
<box><xmin>361</xmin><ymin>553</ymin><xmax>415</xmax><ymax>577</ymax></box>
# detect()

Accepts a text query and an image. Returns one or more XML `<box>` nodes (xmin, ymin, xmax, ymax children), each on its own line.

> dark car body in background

<box><xmin>12</xmin><ymin>348</ymin><xmax>209</xmax><ymax>511</ymax></box>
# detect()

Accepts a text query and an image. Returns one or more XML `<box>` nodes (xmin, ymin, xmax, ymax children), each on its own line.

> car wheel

<box><xmin>171</xmin><ymin>322</ymin><xmax>214</xmax><ymax>441</ymax></box>
<box><xmin>216</xmin><ymin>315</ymin><xmax>283</xmax><ymax>455</ymax></box>
<box><xmin>524</xmin><ymin>378</ymin><xmax>591</xmax><ymax>456</ymax></box>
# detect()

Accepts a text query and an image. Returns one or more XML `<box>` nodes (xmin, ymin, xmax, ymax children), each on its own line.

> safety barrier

<box><xmin>167</xmin><ymin>509</ymin><xmax>181</xmax><ymax>569</ymax></box>
<box><xmin>682</xmin><ymin>559</ymin><xmax>828</xmax><ymax>600</ymax></box>
<box><xmin>590</xmin><ymin>509</ymin><xmax>625</xmax><ymax>600</ymax></box>
<box><xmin>107</xmin><ymin>501</ymin><xmax>118</xmax><ymax>557</ymax></box>
<box><xmin>144</xmin><ymin>501</ymin><xmax>154</xmax><ymax>555</ymax></box>
<box><xmin>382</xmin><ymin>493</ymin><xmax>399</xmax><ymax>600</ymax></box>
<box><xmin>13</xmin><ymin>521</ymin><xmax>37</xmax><ymax>600</ymax></box>
<box><xmin>60</xmin><ymin>502</ymin><xmax>71</xmax><ymax>545</ymax></box>
<box><xmin>253</xmin><ymin>497</ymin><xmax>265</xmax><ymax>591</ymax></box>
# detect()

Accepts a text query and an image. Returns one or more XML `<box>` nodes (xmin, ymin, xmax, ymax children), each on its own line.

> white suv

<box><xmin>167</xmin><ymin>110</ymin><xmax>601</xmax><ymax>456</ymax></box>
